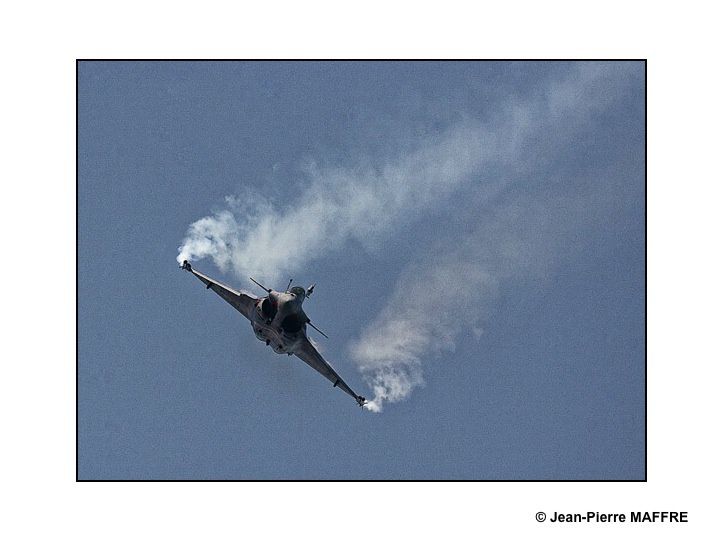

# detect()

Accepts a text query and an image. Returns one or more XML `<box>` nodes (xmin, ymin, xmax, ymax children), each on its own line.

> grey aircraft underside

<box><xmin>181</xmin><ymin>260</ymin><xmax>367</xmax><ymax>407</ymax></box>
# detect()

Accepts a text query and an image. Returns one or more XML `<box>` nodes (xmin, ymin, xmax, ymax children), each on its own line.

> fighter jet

<box><xmin>180</xmin><ymin>260</ymin><xmax>367</xmax><ymax>407</ymax></box>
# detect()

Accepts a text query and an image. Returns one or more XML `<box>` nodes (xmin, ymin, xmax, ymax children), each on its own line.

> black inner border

<box><xmin>76</xmin><ymin>59</ymin><xmax>647</xmax><ymax>482</ymax></box>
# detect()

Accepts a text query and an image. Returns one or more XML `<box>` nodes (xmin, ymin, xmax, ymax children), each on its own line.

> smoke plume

<box><xmin>176</xmin><ymin>63</ymin><xmax>640</xmax><ymax>411</ymax></box>
<box><xmin>349</xmin><ymin>194</ymin><xmax>592</xmax><ymax>412</ymax></box>
<box><xmin>177</xmin><ymin>123</ymin><xmax>497</xmax><ymax>284</ymax></box>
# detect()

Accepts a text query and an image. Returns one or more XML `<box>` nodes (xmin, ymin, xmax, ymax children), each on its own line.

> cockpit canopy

<box><xmin>289</xmin><ymin>286</ymin><xmax>306</xmax><ymax>298</ymax></box>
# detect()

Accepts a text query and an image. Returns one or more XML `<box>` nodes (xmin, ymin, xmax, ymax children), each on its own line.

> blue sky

<box><xmin>78</xmin><ymin>61</ymin><xmax>645</xmax><ymax>479</ymax></box>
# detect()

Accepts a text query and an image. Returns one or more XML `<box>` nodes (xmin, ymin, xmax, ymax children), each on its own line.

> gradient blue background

<box><xmin>78</xmin><ymin>61</ymin><xmax>645</xmax><ymax>479</ymax></box>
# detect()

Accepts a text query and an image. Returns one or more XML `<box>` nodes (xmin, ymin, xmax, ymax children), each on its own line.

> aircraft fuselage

<box><xmin>250</xmin><ymin>290</ymin><xmax>307</xmax><ymax>355</ymax></box>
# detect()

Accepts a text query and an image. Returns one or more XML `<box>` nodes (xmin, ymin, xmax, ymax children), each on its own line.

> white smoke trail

<box><xmin>349</xmin><ymin>196</ymin><xmax>584</xmax><ymax>412</ymax></box>
<box><xmin>177</xmin><ymin>122</ymin><xmax>499</xmax><ymax>284</ymax></box>
<box><xmin>175</xmin><ymin>63</ymin><xmax>640</xmax><ymax>410</ymax></box>
<box><xmin>177</xmin><ymin>63</ymin><xmax>634</xmax><ymax>285</ymax></box>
